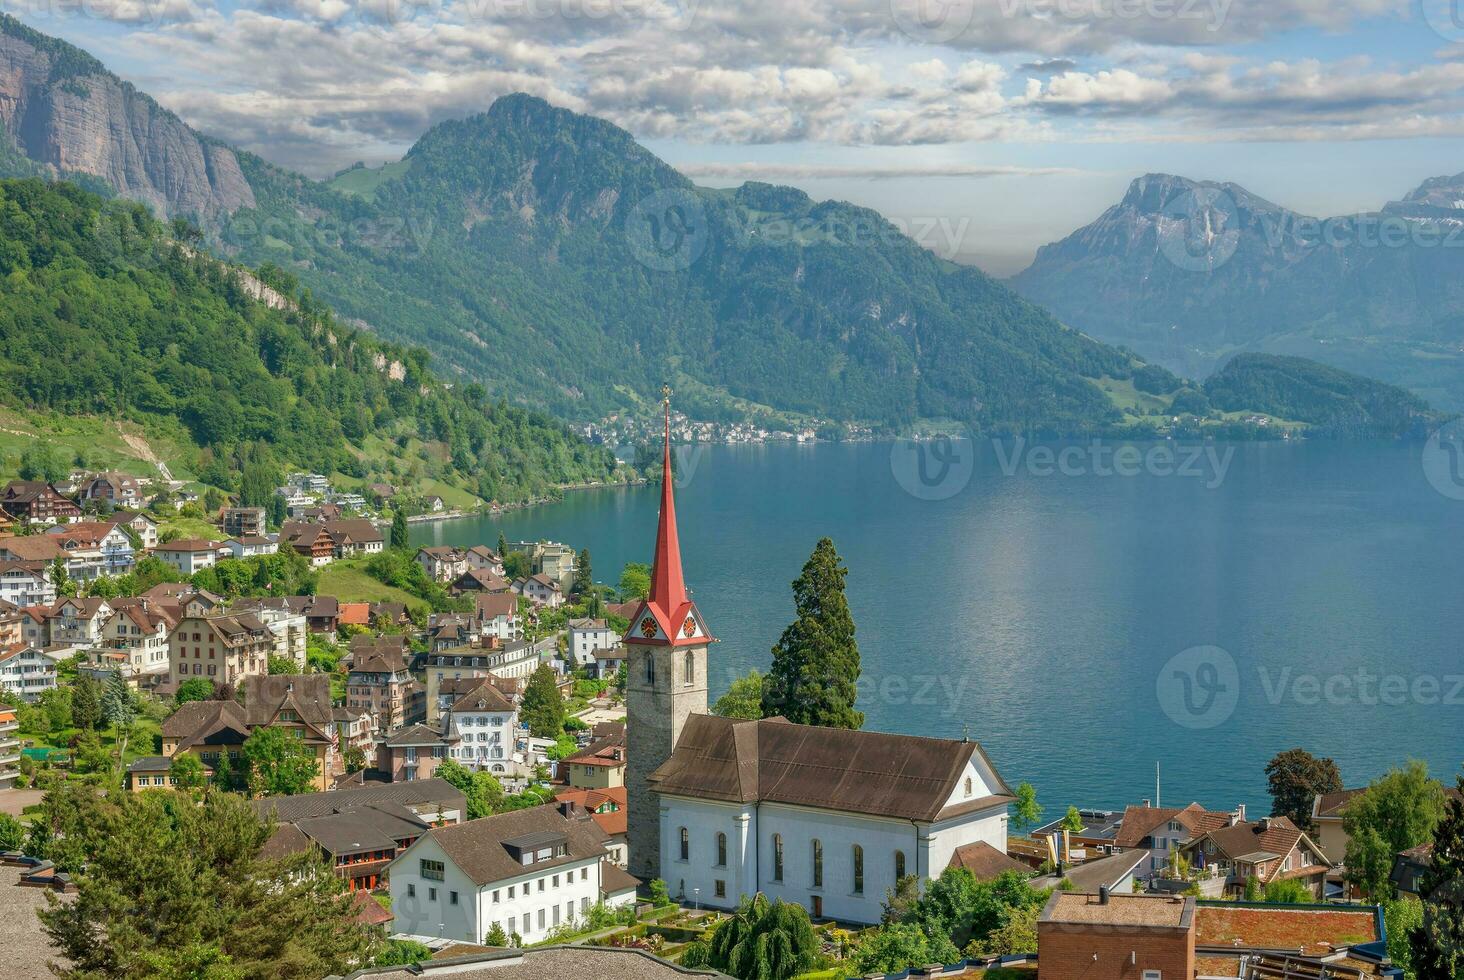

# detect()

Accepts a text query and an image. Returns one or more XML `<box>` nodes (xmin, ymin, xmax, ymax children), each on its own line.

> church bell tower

<box><xmin>624</xmin><ymin>389</ymin><xmax>714</xmax><ymax>882</ymax></box>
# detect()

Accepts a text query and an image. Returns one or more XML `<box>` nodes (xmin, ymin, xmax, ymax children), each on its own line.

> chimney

<box><xmin>1236</xmin><ymin>803</ymin><xmax>1246</xmax><ymax>822</ymax></box>
<box><xmin>1142</xmin><ymin>799</ymin><xmax>1151</xmax><ymax>808</ymax></box>
<box><xmin>1099</xmin><ymin>885</ymin><xmax>1110</xmax><ymax>905</ymax></box>
<box><xmin>1258</xmin><ymin>817</ymin><xmax>1270</xmax><ymax>832</ymax></box>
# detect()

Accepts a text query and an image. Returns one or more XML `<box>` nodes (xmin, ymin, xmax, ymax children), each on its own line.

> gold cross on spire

<box><xmin>662</xmin><ymin>383</ymin><xmax>671</xmax><ymax>408</ymax></box>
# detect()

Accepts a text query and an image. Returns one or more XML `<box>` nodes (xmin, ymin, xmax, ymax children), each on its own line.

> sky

<box><xmin>20</xmin><ymin>0</ymin><xmax>1464</xmax><ymax>273</ymax></box>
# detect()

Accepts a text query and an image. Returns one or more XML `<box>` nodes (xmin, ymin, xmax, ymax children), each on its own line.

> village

<box><xmin>0</xmin><ymin>435</ymin><xmax>1457</xmax><ymax>980</ymax></box>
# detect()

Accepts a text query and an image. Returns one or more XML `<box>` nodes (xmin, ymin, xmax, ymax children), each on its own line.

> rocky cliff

<box><xmin>0</xmin><ymin>14</ymin><xmax>254</xmax><ymax>217</ymax></box>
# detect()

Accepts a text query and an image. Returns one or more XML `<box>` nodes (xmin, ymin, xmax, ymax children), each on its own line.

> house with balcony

<box><xmin>442</xmin><ymin>678</ymin><xmax>519</xmax><ymax>776</ymax></box>
<box><xmin>47</xmin><ymin>596</ymin><xmax>113</xmax><ymax>647</ymax></box>
<box><xmin>101</xmin><ymin>599</ymin><xmax>177</xmax><ymax>678</ymax></box>
<box><xmin>0</xmin><ymin>700</ymin><xmax>19</xmax><ymax>788</ymax></box>
<box><xmin>347</xmin><ymin>640</ymin><xmax>415</xmax><ymax>733</ymax></box>
<box><xmin>168</xmin><ymin>612</ymin><xmax>274</xmax><ymax>687</ymax></box>
<box><xmin>417</xmin><ymin>546</ymin><xmax>471</xmax><ymax>583</ymax></box>
<box><xmin>80</xmin><ymin>472</ymin><xmax>145</xmax><ymax>510</ymax></box>
<box><xmin>112</xmin><ymin>511</ymin><xmax>159</xmax><ymax>550</ymax></box>
<box><xmin>567</xmin><ymin>618</ymin><xmax>618</xmax><ymax>670</ymax></box>
<box><xmin>0</xmin><ymin>480</ymin><xmax>81</xmax><ymax>523</ymax></box>
<box><xmin>253</xmin><ymin>779</ymin><xmax>465</xmax><ymax>892</ymax></box>
<box><xmin>47</xmin><ymin>522</ymin><xmax>135</xmax><ymax>576</ymax></box>
<box><xmin>379</xmin><ymin>724</ymin><xmax>454</xmax><ymax>783</ymax></box>
<box><xmin>221</xmin><ymin>507</ymin><xmax>268</xmax><ymax>538</ymax></box>
<box><xmin>1113</xmin><ymin>800</ymin><xmax>1238</xmax><ymax>879</ymax></box>
<box><xmin>154</xmin><ymin>538</ymin><xmax>224</xmax><ymax>575</ymax></box>
<box><xmin>0</xmin><ymin>644</ymin><xmax>57</xmax><ymax>702</ymax></box>
<box><xmin>1177</xmin><ymin>815</ymin><xmax>1331</xmax><ymax>899</ymax></box>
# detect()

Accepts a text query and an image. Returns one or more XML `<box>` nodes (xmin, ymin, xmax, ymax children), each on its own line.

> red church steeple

<box><xmin>624</xmin><ymin>387</ymin><xmax>712</xmax><ymax>648</ymax></box>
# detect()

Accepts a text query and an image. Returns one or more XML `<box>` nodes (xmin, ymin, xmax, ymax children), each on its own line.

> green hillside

<box><xmin>1204</xmin><ymin>354</ymin><xmax>1436</xmax><ymax>438</ymax></box>
<box><xmin>0</xmin><ymin>178</ymin><xmax>619</xmax><ymax>501</ymax></box>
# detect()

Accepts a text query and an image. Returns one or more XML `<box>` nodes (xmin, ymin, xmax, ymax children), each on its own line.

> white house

<box><xmin>648</xmin><ymin>714</ymin><xmax>1015</xmax><ymax>924</ymax></box>
<box><xmin>224</xmin><ymin>536</ymin><xmax>278</xmax><ymax>559</ymax></box>
<box><xmin>473</xmin><ymin>593</ymin><xmax>519</xmax><ymax>643</ymax></box>
<box><xmin>153</xmin><ymin>539</ymin><xmax>222</xmax><ymax>575</ymax></box>
<box><xmin>101</xmin><ymin>600</ymin><xmax>176</xmax><ymax>678</ymax></box>
<box><xmin>0</xmin><ymin>562</ymin><xmax>54</xmax><ymax>607</ymax></box>
<box><xmin>442</xmin><ymin>678</ymin><xmax>520</xmax><ymax>774</ymax></box>
<box><xmin>566</xmin><ymin>619</ymin><xmax>618</xmax><ymax>669</ymax></box>
<box><xmin>46</xmin><ymin>596</ymin><xmax>113</xmax><ymax>646</ymax></box>
<box><xmin>512</xmin><ymin>574</ymin><xmax>563</xmax><ymax>609</ymax></box>
<box><xmin>0</xmin><ymin>644</ymin><xmax>57</xmax><ymax>701</ymax></box>
<box><xmin>388</xmin><ymin>804</ymin><xmax>635</xmax><ymax>946</ymax></box>
<box><xmin>113</xmin><ymin>512</ymin><xmax>159</xmax><ymax>550</ymax></box>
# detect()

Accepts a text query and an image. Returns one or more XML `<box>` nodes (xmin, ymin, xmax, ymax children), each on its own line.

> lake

<box><xmin>412</xmin><ymin>438</ymin><xmax>1464</xmax><ymax>817</ymax></box>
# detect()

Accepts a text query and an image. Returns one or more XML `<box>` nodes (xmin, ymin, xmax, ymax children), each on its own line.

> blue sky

<box><xmin>27</xmin><ymin>0</ymin><xmax>1464</xmax><ymax>272</ymax></box>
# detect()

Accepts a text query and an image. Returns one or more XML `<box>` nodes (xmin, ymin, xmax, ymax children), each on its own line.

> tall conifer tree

<box><xmin>762</xmin><ymin>537</ymin><xmax>862</xmax><ymax>728</ymax></box>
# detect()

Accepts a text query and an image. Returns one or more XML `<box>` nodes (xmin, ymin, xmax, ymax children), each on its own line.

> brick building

<box><xmin>1037</xmin><ymin>890</ymin><xmax>1196</xmax><ymax>980</ymax></box>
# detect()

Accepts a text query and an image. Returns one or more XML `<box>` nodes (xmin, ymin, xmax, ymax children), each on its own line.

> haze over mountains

<box><xmin>1013</xmin><ymin>172</ymin><xmax>1464</xmax><ymax>411</ymax></box>
<box><xmin>0</xmin><ymin>14</ymin><xmax>1440</xmax><ymax>439</ymax></box>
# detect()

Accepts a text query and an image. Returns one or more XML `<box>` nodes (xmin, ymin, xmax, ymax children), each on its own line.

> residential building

<box><xmin>418</xmin><ymin>546</ymin><xmax>471</xmax><ymax>583</ymax></box>
<box><xmin>388</xmin><ymin>804</ymin><xmax>631</xmax><ymax>946</ymax></box>
<box><xmin>451</xmin><ymin>568</ymin><xmax>512</xmax><ymax>596</ymax></box>
<box><xmin>240</xmin><ymin>674</ymin><xmax>341</xmax><ymax>791</ymax></box>
<box><xmin>465</xmin><ymin>545</ymin><xmax>504</xmax><ymax>575</ymax></box>
<box><xmin>0</xmin><ymin>644</ymin><xmax>57</xmax><ymax>701</ymax></box>
<box><xmin>1392</xmin><ymin>842</ymin><xmax>1433</xmax><ymax>898</ymax></box>
<box><xmin>281</xmin><ymin>519</ymin><xmax>383</xmax><ymax>563</ymax></box>
<box><xmin>224</xmin><ymin>536</ymin><xmax>277</xmax><ymax>559</ymax></box>
<box><xmin>46</xmin><ymin>522</ymin><xmax>135</xmax><ymax>576</ymax></box>
<box><xmin>47</xmin><ymin>596</ymin><xmax>113</xmax><ymax>646</ymax></box>
<box><xmin>1311</xmin><ymin>788</ymin><xmax>1365</xmax><ymax>865</ymax></box>
<box><xmin>592</xmin><ymin>646</ymin><xmax>627</xmax><ymax>681</ymax></box>
<box><xmin>555</xmin><ymin>787</ymin><xmax>629</xmax><ymax>867</ymax></box>
<box><xmin>259</xmin><ymin>796</ymin><xmax>451</xmax><ymax>892</ymax></box>
<box><xmin>1038</xmin><ymin>891</ymin><xmax>1196</xmax><ymax>980</ymax></box>
<box><xmin>126</xmin><ymin>755</ymin><xmax>213</xmax><ymax>792</ymax></box>
<box><xmin>112</xmin><ymin>512</ymin><xmax>159</xmax><ymax>549</ymax></box>
<box><xmin>0</xmin><ymin>700</ymin><xmax>19</xmax><ymax>788</ymax></box>
<box><xmin>0</xmin><ymin>480</ymin><xmax>81</xmax><ymax>523</ymax></box>
<box><xmin>338</xmin><ymin>602</ymin><xmax>371</xmax><ymax>629</ymax></box>
<box><xmin>1113</xmin><ymin>801</ymin><xmax>1237</xmax><ymax>878</ymax></box>
<box><xmin>473</xmin><ymin>592</ymin><xmax>518</xmax><ymax>643</ymax></box>
<box><xmin>422</xmin><ymin>638</ymin><xmax>553</xmax><ymax>721</ymax></box>
<box><xmin>161</xmin><ymin>700</ymin><xmax>249</xmax><ymax>771</ymax></box>
<box><xmin>335</xmin><ymin>705</ymin><xmax>376</xmax><ymax>766</ymax></box>
<box><xmin>379</xmin><ymin>724</ymin><xmax>453</xmax><ymax>783</ymax></box>
<box><xmin>0</xmin><ymin>531</ymin><xmax>109</xmax><ymax>583</ymax></box>
<box><xmin>168</xmin><ymin>612</ymin><xmax>274</xmax><ymax>686</ymax></box>
<box><xmin>233</xmin><ymin>594</ymin><xmax>339</xmax><ymax>634</ymax></box>
<box><xmin>80</xmin><ymin>472</ymin><xmax>144</xmax><ymax>509</ymax></box>
<box><xmin>423</xmin><ymin>495</ymin><xmax>446</xmax><ymax>512</ymax></box>
<box><xmin>566</xmin><ymin>618</ymin><xmax>618</xmax><ymax>669</ymax></box>
<box><xmin>101</xmin><ymin>599</ymin><xmax>177</xmax><ymax>678</ymax></box>
<box><xmin>231</xmin><ymin>601</ymin><xmax>308</xmax><ymax>668</ymax></box>
<box><xmin>0</xmin><ymin>601</ymin><xmax>23</xmax><ymax>646</ymax></box>
<box><xmin>1179</xmin><ymin>816</ymin><xmax>1331</xmax><ymax>899</ymax></box>
<box><xmin>512</xmin><ymin>574</ymin><xmax>563</xmax><ymax>608</ymax></box>
<box><xmin>221</xmin><ymin>507</ymin><xmax>268</xmax><ymax>538</ymax></box>
<box><xmin>560</xmin><ymin>736</ymin><xmax>626</xmax><ymax>790</ymax></box>
<box><xmin>510</xmin><ymin>540</ymin><xmax>578</xmax><ymax>593</ymax></box>
<box><xmin>154</xmin><ymin>538</ymin><xmax>223</xmax><ymax>575</ymax></box>
<box><xmin>442</xmin><ymin>678</ymin><xmax>518</xmax><ymax>775</ymax></box>
<box><xmin>348</xmin><ymin>639</ymin><xmax>415</xmax><ymax>732</ymax></box>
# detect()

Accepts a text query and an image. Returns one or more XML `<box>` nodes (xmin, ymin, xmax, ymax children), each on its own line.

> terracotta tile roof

<box><xmin>338</xmin><ymin>602</ymin><xmax>371</xmax><ymax>626</ymax></box>
<box><xmin>0</xmin><ymin>535</ymin><xmax>69</xmax><ymax>561</ymax></box>
<box><xmin>649</xmin><ymin>714</ymin><xmax>1012</xmax><ymax>823</ymax></box>
<box><xmin>156</xmin><ymin>538</ymin><xmax>221</xmax><ymax>553</ymax></box>
<box><xmin>555</xmin><ymin>786</ymin><xmax>629</xmax><ymax>836</ymax></box>
<box><xmin>350</xmin><ymin>890</ymin><xmax>394</xmax><ymax>927</ymax></box>
<box><xmin>1314</xmin><ymin>789</ymin><xmax>1366</xmax><ymax>819</ymax></box>
<box><xmin>1113</xmin><ymin>802</ymin><xmax>1233</xmax><ymax>849</ymax></box>
<box><xmin>564</xmin><ymin>736</ymin><xmax>627</xmax><ymax>768</ymax></box>
<box><xmin>946</xmin><ymin>840</ymin><xmax>1030</xmax><ymax>880</ymax></box>
<box><xmin>599</xmin><ymin>860</ymin><xmax>639</xmax><ymax>896</ymax></box>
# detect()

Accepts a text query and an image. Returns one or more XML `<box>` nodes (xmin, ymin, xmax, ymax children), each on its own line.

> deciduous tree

<box><xmin>1344</xmin><ymin>761</ymin><xmax>1444</xmax><ymax>899</ymax></box>
<box><xmin>242</xmin><ymin>726</ymin><xmax>321</xmax><ymax>797</ymax></box>
<box><xmin>1265</xmin><ymin>747</ymin><xmax>1343</xmax><ymax>834</ymax></box>
<box><xmin>707</xmin><ymin>894</ymin><xmax>818</xmax><ymax>980</ymax></box>
<box><xmin>712</xmin><ymin>670</ymin><xmax>765</xmax><ymax>720</ymax></box>
<box><xmin>1012</xmin><ymin>782</ymin><xmax>1042</xmax><ymax>837</ymax></box>
<box><xmin>520</xmin><ymin>665</ymin><xmax>565</xmax><ymax>739</ymax></box>
<box><xmin>1410</xmin><ymin>774</ymin><xmax>1464</xmax><ymax>979</ymax></box>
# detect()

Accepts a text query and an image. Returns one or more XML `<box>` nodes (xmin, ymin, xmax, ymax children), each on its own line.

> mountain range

<box><xmin>0</xmin><ymin>14</ymin><xmax>1440</xmax><ymax>440</ymax></box>
<box><xmin>1013</xmin><ymin>172</ymin><xmax>1464</xmax><ymax>411</ymax></box>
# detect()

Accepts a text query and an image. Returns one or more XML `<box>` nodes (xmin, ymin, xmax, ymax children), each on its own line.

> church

<box><xmin>622</xmin><ymin>396</ymin><xmax>1015</xmax><ymax>925</ymax></box>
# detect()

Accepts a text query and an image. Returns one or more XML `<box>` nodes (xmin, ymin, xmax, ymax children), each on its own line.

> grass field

<box><xmin>316</xmin><ymin>559</ymin><xmax>419</xmax><ymax>606</ymax></box>
<box><xmin>159</xmin><ymin>516</ymin><xmax>223</xmax><ymax>541</ymax></box>
<box><xmin>0</xmin><ymin>408</ymin><xmax>198</xmax><ymax>483</ymax></box>
<box><xmin>326</xmin><ymin>159</ymin><xmax>414</xmax><ymax>201</ymax></box>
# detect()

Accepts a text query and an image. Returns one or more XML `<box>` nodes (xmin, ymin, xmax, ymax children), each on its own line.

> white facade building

<box><xmin>648</xmin><ymin>714</ymin><xmax>1014</xmax><ymax>924</ymax></box>
<box><xmin>567</xmin><ymin>619</ymin><xmax>619</xmax><ymax>669</ymax></box>
<box><xmin>442</xmin><ymin>679</ymin><xmax>520</xmax><ymax>774</ymax></box>
<box><xmin>0</xmin><ymin>645</ymin><xmax>57</xmax><ymax>701</ymax></box>
<box><xmin>389</xmin><ymin>804</ymin><xmax>634</xmax><ymax>946</ymax></box>
<box><xmin>0</xmin><ymin>563</ymin><xmax>53</xmax><ymax>607</ymax></box>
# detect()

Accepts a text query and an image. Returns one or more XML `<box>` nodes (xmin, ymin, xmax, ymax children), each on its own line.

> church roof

<box><xmin>648</xmin><ymin>714</ymin><xmax>1013</xmax><ymax>823</ymax></box>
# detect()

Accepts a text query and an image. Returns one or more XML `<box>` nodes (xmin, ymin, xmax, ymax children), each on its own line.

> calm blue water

<box><xmin>413</xmin><ymin>440</ymin><xmax>1464</xmax><ymax>817</ymax></box>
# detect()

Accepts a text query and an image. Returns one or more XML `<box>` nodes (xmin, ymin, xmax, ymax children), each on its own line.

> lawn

<box><xmin>159</xmin><ymin>516</ymin><xmax>223</xmax><ymax>541</ymax></box>
<box><xmin>316</xmin><ymin>559</ymin><xmax>418</xmax><ymax>606</ymax></box>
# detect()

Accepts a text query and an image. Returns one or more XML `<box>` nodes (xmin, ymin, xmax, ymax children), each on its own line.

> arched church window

<box><xmin>679</xmin><ymin>827</ymin><xmax>689</xmax><ymax>862</ymax></box>
<box><xmin>684</xmin><ymin>650</ymin><xmax>694</xmax><ymax>686</ymax></box>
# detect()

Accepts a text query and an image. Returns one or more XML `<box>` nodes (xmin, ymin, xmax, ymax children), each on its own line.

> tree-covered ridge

<box><xmin>219</xmin><ymin>94</ymin><xmax>1146</xmax><ymax>434</ymax></box>
<box><xmin>1204</xmin><ymin>353</ymin><xmax>1436</xmax><ymax>438</ymax></box>
<box><xmin>0</xmin><ymin>178</ymin><xmax>617</xmax><ymax>502</ymax></box>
